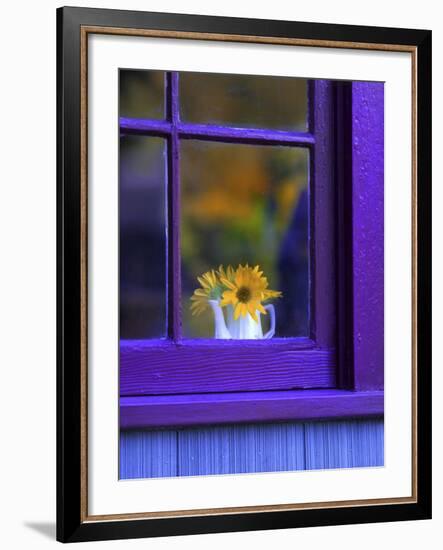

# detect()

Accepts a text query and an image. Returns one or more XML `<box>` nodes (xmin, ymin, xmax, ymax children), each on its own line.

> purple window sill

<box><xmin>120</xmin><ymin>388</ymin><xmax>384</xmax><ymax>429</ymax></box>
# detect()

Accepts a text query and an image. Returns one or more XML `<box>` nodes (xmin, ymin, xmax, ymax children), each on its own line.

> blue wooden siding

<box><xmin>120</xmin><ymin>418</ymin><xmax>383</xmax><ymax>479</ymax></box>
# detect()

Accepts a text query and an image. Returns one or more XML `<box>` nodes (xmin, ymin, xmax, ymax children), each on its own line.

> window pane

<box><xmin>119</xmin><ymin>70</ymin><xmax>164</xmax><ymax>119</ymax></box>
<box><xmin>181</xmin><ymin>141</ymin><xmax>309</xmax><ymax>339</ymax></box>
<box><xmin>120</xmin><ymin>136</ymin><xmax>166</xmax><ymax>339</ymax></box>
<box><xmin>180</xmin><ymin>72</ymin><xmax>307</xmax><ymax>131</ymax></box>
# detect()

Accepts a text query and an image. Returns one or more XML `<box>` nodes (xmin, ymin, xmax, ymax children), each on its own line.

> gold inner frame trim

<box><xmin>79</xmin><ymin>25</ymin><xmax>418</xmax><ymax>523</ymax></box>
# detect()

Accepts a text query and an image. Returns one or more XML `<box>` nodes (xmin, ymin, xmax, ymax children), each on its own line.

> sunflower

<box><xmin>190</xmin><ymin>269</ymin><xmax>222</xmax><ymax>316</ymax></box>
<box><xmin>220</xmin><ymin>264</ymin><xmax>282</xmax><ymax>322</ymax></box>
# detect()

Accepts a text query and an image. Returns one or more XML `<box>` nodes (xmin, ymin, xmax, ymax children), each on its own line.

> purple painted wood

<box><xmin>166</xmin><ymin>72</ymin><xmax>182</xmax><ymax>340</ymax></box>
<box><xmin>335</xmin><ymin>82</ymin><xmax>354</xmax><ymax>389</ymax></box>
<box><xmin>120</xmin><ymin>418</ymin><xmax>384</xmax><ymax>478</ymax></box>
<box><xmin>166</xmin><ymin>71</ymin><xmax>179</xmax><ymax>123</ymax></box>
<box><xmin>118</xmin><ymin>76</ymin><xmax>385</xmax><ymax>428</ymax></box>
<box><xmin>120</xmin><ymin>117</ymin><xmax>315</xmax><ymax>147</ymax></box>
<box><xmin>177</xmin><ymin>123</ymin><xmax>314</xmax><ymax>147</ymax></box>
<box><xmin>351</xmin><ymin>82</ymin><xmax>384</xmax><ymax>390</ymax></box>
<box><xmin>119</xmin><ymin>430</ymin><xmax>178</xmax><ymax>478</ymax></box>
<box><xmin>304</xmin><ymin>418</ymin><xmax>384</xmax><ymax>469</ymax></box>
<box><xmin>120</xmin><ymin>389</ymin><xmax>384</xmax><ymax>428</ymax></box>
<box><xmin>309</xmin><ymin>81</ymin><xmax>336</xmax><ymax>347</ymax></box>
<box><xmin>120</xmin><ymin>117</ymin><xmax>172</xmax><ymax>135</ymax></box>
<box><xmin>177</xmin><ymin>423</ymin><xmax>306</xmax><ymax>476</ymax></box>
<box><xmin>120</xmin><ymin>339</ymin><xmax>335</xmax><ymax>395</ymax></box>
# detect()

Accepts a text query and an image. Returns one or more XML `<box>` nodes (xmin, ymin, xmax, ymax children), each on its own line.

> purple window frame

<box><xmin>119</xmin><ymin>73</ymin><xmax>384</xmax><ymax>429</ymax></box>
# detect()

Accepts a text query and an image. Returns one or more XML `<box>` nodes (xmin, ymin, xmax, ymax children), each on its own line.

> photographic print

<box><xmin>118</xmin><ymin>69</ymin><xmax>384</xmax><ymax>479</ymax></box>
<box><xmin>57</xmin><ymin>7</ymin><xmax>431</xmax><ymax>542</ymax></box>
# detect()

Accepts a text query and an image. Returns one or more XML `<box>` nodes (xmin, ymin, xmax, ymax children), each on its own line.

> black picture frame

<box><xmin>57</xmin><ymin>6</ymin><xmax>432</xmax><ymax>543</ymax></box>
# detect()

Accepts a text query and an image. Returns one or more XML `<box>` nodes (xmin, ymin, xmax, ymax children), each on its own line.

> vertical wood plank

<box><xmin>304</xmin><ymin>418</ymin><xmax>384</xmax><ymax>469</ymax></box>
<box><xmin>166</xmin><ymin>71</ymin><xmax>182</xmax><ymax>340</ymax></box>
<box><xmin>119</xmin><ymin>429</ymin><xmax>178</xmax><ymax>479</ymax></box>
<box><xmin>351</xmin><ymin>82</ymin><xmax>385</xmax><ymax>390</ymax></box>
<box><xmin>178</xmin><ymin>423</ymin><xmax>305</xmax><ymax>476</ymax></box>
<box><xmin>335</xmin><ymin>82</ymin><xmax>384</xmax><ymax>391</ymax></box>
<box><xmin>120</xmin><ymin>419</ymin><xmax>384</xmax><ymax>479</ymax></box>
<box><xmin>309</xmin><ymin>80</ymin><xmax>336</xmax><ymax>349</ymax></box>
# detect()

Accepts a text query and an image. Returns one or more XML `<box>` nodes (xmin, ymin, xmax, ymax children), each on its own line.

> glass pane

<box><xmin>180</xmin><ymin>72</ymin><xmax>307</xmax><ymax>131</ymax></box>
<box><xmin>119</xmin><ymin>136</ymin><xmax>166</xmax><ymax>339</ymax></box>
<box><xmin>119</xmin><ymin>69</ymin><xmax>164</xmax><ymax>119</ymax></box>
<box><xmin>181</xmin><ymin>141</ymin><xmax>309</xmax><ymax>339</ymax></box>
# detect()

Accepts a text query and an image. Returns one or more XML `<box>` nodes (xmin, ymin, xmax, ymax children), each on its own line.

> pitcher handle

<box><xmin>263</xmin><ymin>304</ymin><xmax>276</xmax><ymax>339</ymax></box>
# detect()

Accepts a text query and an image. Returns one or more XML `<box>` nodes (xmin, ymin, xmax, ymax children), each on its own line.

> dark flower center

<box><xmin>236</xmin><ymin>286</ymin><xmax>251</xmax><ymax>303</ymax></box>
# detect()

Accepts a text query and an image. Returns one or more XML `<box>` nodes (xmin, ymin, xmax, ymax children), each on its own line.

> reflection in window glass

<box><xmin>181</xmin><ymin>141</ymin><xmax>309</xmax><ymax>338</ymax></box>
<box><xmin>180</xmin><ymin>72</ymin><xmax>307</xmax><ymax>131</ymax></box>
<box><xmin>119</xmin><ymin>136</ymin><xmax>166</xmax><ymax>339</ymax></box>
<box><xmin>119</xmin><ymin>70</ymin><xmax>165</xmax><ymax>119</ymax></box>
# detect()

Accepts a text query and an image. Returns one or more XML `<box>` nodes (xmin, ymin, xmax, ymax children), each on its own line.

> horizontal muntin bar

<box><xmin>120</xmin><ymin>117</ymin><xmax>315</xmax><ymax>146</ymax></box>
<box><xmin>178</xmin><ymin>122</ymin><xmax>315</xmax><ymax>146</ymax></box>
<box><xmin>120</xmin><ymin>118</ymin><xmax>172</xmax><ymax>136</ymax></box>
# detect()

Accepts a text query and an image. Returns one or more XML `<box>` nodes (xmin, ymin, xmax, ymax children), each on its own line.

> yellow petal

<box><xmin>257</xmin><ymin>302</ymin><xmax>267</xmax><ymax>315</ymax></box>
<box><xmin>197</xmin><ymin>276</ymin><xmax>209</xmax><ymax>289</ymax></box>
<box><xmin>220</xmin><ymin>290</ymin><xmax>237</xmax><ymax>306</ymax></box>
<box><xmin>194</xmin><ymin>289</ymin><xmax>207</xmax><ymax>296</ymax></box>
<box><xmin>220</xmin><ymin>277</ymin><xmax>236</xmax><ymax>290</ymax></box>
<box><xmin>234</xmin><ymin>302</ymin><xmax>243</xmax><ymax>320</ymax></box>
<box><xmin>248</xmin><ymin>304</ymin><xmax>258</xmax><ymax>322</ymax></box>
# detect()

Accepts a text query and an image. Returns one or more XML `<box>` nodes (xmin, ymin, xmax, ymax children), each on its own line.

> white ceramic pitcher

<box><xmin>208</xmin><ymin>300</ymin><xmax>276</xmax><ymax>339</ymax></box>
